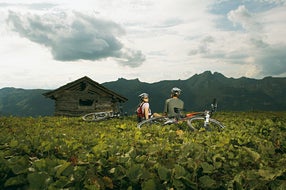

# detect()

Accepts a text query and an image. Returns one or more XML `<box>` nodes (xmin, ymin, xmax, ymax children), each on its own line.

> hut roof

<box><xmin>43</xmin><ymin>76</ymin><xmax>127</xmax><ymax>102</ymax></box>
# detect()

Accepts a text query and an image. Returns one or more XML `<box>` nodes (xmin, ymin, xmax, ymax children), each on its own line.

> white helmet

<box><xmin>139</xmin><ymin>93</ymin><xmax>149</xmax><ymax>100</ymax></box>
<box><xmin>171</xmin><ymin>87</ymin><xmax>181</xmax><ymax>96</ymax></box>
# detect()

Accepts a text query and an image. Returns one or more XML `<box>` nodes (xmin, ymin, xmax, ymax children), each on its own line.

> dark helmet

<box><xmin>171</xmin><ymin>87</ymin><xmax>181</xmax><ymax>96</ymax></box>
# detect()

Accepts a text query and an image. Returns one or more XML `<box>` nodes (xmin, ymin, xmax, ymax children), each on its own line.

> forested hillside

<box><xmin>103</xmin><ymin>71</ymin><xmax>286</xmax><ymax>114</ymax></box>
<box><xmin>0</xmin><ymin>71</ymin><xmax>285</xmax><ymax>116</ymax></box>
<box><xmin>0</xmin><ymin>88</ymin><xmax>54</xmax><ymax>116</ymax></box>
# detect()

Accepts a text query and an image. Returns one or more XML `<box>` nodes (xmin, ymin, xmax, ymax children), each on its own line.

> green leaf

<box><xmin>27</xmin><ymin>172</ymin><xmax>52</xmax><ymax>190</ymax></box>
<box><xmin>127</xmin><ymin>164</ymin><xmax>143</xmax><ymax>183</ymax></box>
<box><xmin>55</xmin><ymin>162</ymin><xmax>72</xmax><ymax>177</ymax></box>
<box><xmin>4</xmin><ymin>175</ymin><xmax>27</xmax><ymax>187</ymax></box>
<box><xmin>172</xmin><ymin>179</ymin><xmax>185</xmax><ymax>190</ymax></box>
<box><xmin>40</xmin><ymin>140</ymin><xmax>52</xmax><ymax>152</ymax></box>
<box><xmin>8</xmin><ymin>156</ymin><xmax>29</xmax><ymax>175</ymax></box>
<box><xmin>258</xmin><ymin>168</ymin><xmax>284</xmax><ymax>180</ymax></box>
<box><xmin>142</xmin><ymin>179</ymin><xmax>157</xmax><ymax>190</ymax></box>
<box><xmin>10</xmin><ymin>139</ymin><xmax>19</xmax><ymax>148</ymax></box>
<box><xmin>201</xmin><ymin>162</ymin><xmax>214</xmax><ymax>174</ymax></box>
<box><xmin>180</xmin><ymin>177</ymin><xmax>197</xmax><ymax>189</ymax></box>
<box><xmin>50</xmin><ymin>176</ymin><xmax>71</xmax><ymax>188</ymax></box>
<box><xmin>199</xmin><ymin>175</ymin><xmax>216</xmax><ymax>188</ymax></box>
<box><xmin>34</xmin><ymin>158</ymin><xmax>61</xmax><ymax>176</ymax></box>
<box><xmin>157</xmin><ymin>165</ymin><xmax>171</xmax><ymax>181</ymax></box>
<box><xmin>174</xmin><ymin>164</ymin><xmax>186</xmax><ymax>179</ymax></box>
<box><xmin>273</xmin><ymin>180</ymin><xmax>286</xmax><ymax>189</ymax></box>
<box><xmin>242</xmin><ymin>147</ymin><xmax>261</xmax><ymax>162</ymax></box>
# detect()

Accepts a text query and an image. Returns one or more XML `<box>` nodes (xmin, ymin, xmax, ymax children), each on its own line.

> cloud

<box><xmin>116</xmin><ymin>48</ymin><xmax>146</xmax><ymax>67</ymax></box>
<box><xmin>256</xmin><ymin>45</ymin><xmax>286</xmax><ymax>76</ymax></box>
<box><xmin>226</xmin><ymin>5</ymin><xmax>286</xmax><ymax>76</ymax></box>
<box><xmin>227</xmin><ymin>5</ymin><xmax>263</xmax><ymax>32</ymax></box>
<box><xmin>0</xmin><ymin>2</ymin><xmax>57</xmax><ymax>10</ymax></box>
<box><xmin>6</xmin><ymin>10</ymin><xmax>145</xmax><ymax>67</ymax></box>
<box><xmin>227</xmin><ymin>5</ymin><xmax>271</xmax><ymax>49</ymax></box>
<box><xmin>188</xmin><ymin>36</ymin><xmax>215</xmax><ymax>55</ymax></box>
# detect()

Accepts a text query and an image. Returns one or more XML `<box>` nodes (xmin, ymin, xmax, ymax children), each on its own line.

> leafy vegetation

<box><xmin>1</xmin><ymin>111</ymin><xmax>286</xmax><ymax>189</ymax></box>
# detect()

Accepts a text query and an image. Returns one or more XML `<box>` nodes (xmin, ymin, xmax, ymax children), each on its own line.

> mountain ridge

<box><xmin>103</xmin><ymin>71</ymin><xmax>286</xmax><ymax>113</ymax></box>
<box><xmin>1</xmin><ymin>71</ymin><xmax>285</xmax><ymax>116</ymax></box>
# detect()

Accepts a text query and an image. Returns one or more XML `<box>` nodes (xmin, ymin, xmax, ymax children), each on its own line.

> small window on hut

<box><xmin>79</xmin><ymin>99</ymin><xmax>94</xmax><ymax>106</ymax></box>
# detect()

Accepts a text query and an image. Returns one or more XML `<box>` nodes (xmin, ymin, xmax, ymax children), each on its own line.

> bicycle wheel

<box><xmin>82</xmin><ymin>112</ymin><xmax>109</xmax><ymax>122</ymax></box>
<box><xmin>187</xmin><ymin>116</ymin><xmax>225</xmax><ymax>131</ymax></box>
<box><xmin>137</xmin><ymin>116</ymin><xmax>169</xmax><ymax>128</ymax></box>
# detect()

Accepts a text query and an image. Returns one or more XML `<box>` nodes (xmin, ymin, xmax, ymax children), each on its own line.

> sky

<box><xmin>0</xmin><ymin>0</ymin><xmax>285</xmax><ymax>89</ymax></box>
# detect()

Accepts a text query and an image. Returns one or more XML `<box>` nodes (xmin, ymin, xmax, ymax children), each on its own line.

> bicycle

<box><xmin>82</xmin><ymin>108</ymin><xmax>126</xmax><ymax>122</ymax></box>
<box><xmin>137</xmin><ymin>99</ymin><xmax>225</xmax><ymax>131</ymax></box>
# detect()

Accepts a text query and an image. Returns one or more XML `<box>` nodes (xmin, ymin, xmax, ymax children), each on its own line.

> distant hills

<box><xmin>0</xmin><ymin>71</ymin><xmax>285</xmax><ymax>116</ymax></box>
<box><xmin>103</xmin><ymin>71</ymin><xmax>286</xmax><ymax>113</ymax></box>
<box><xmin>0</xmin><ymin>88</ymin><xmax>54</xmax><ymax>116</ymax></box>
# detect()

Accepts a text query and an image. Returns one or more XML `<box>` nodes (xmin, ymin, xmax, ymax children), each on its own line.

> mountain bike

<box><xmin>82</xmin><ymin>108</ymin><xmax>126</xmax><ymax>122</ymax></box>
<box><xmin>137</xmin><ymin>99</ymin><xmax>225</xmax><ymax>131</ymax></box>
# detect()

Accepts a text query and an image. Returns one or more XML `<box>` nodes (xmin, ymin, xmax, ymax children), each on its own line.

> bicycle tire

<box><xmin>82</xmin><ymin>112</ymin><xmax>109</xmax><ymax>122</ymax></box>
<box><xmin>137</xmin><ymin>116</ymin><xmax>169</xmax><ymax>128</ymax></box>
<box><xmin>187</xmin><ymin>116</ymin><xmax>225</xmax><ymax>131</ymax></box>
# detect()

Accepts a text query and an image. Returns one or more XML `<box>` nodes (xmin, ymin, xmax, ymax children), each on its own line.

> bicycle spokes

<box><xmin>187</xmin><ymin>116</ymin><xmax>224</xmax><ymax>131</ymax></box>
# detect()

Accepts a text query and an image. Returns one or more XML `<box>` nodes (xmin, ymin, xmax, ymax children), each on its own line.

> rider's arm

<box><xmin>163</xmin><ymin>99</ymin><xmax>169</xmax><ymax>116</ymax></box>
<box><xmin>144</xmin><ymin>104</ymin><xmax>149</xmax><ymax>119</ymax></box>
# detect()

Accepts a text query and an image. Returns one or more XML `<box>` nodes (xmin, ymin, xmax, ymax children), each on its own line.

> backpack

<box><xmin>136</xmin><ymin>103</ymin><xmax>145</xmax><ymax>118</ymax></box>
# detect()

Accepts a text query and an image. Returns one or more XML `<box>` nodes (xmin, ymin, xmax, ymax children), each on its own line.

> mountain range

<box><xmin>0</xmin><ymin>71</ymin><xmax>285</xmax><ymax>117</ymax></box>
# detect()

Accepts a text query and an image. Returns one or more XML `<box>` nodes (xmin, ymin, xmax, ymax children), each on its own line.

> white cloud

<box><xmin>227</xmin><ymin>5</ymin><xmax>262</xmax><ymax>32</ymax></box>
<box><xmin>6</xmin><ymin>10</ymin><xmax>145</xmax><ymax>67</ymax></box>
<box><xmin>260</xmin><ymin>5</ymin><xmax>286</xmax><ymax>44</ymax></box>
<box><xmin>225</xmin><ymin>4</ymin><xmax>286</xmax><ymax>77</ymax></box>
<box><xmin>0</xmin><ymin>0</ymin><xmax>285</xmax><ymax>88</ymax></box>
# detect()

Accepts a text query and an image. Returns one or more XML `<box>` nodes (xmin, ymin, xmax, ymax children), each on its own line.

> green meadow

<box><xmin>1</xmin><ymin>111</ymin><xmax>286</xmax><ymax>189</ymax></box>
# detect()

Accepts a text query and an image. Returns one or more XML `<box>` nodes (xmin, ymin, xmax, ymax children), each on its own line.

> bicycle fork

<box><xmin>204</xmin><ymin>111</ymin><xmax>211</xmax><ymax>131</ymax></box>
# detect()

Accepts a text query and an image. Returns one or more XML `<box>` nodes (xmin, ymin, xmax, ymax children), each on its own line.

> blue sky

<box><xmin>0</xmin><ymin>0</ymin><xmax>285</xmax><ymax>89</ymax></box>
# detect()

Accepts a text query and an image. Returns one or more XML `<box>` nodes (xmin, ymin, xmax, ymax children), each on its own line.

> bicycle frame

<box><xmin>170</xmin><ymin>110</ymin><xmax>209</xmax><ymax>126</ymax></box>
<box><xmin>174</xmin><ymin>99</ymin><xmax>218</xmax><ymax>126</ymax></box>
<box><xmin>82</xmin><ymin>110</ymin><xmax>126</xmax><ymax>122</ymax></box>
<box><xmin>137</xmin><ymin>98</ymin><xmax>225</xmax><ymax>130</ymax></box>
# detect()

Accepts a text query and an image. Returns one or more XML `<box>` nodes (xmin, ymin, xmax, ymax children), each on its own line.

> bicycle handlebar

<box><xmin>174</xmin><ymin>98</ymin><xmax>218</xmax><ymax>115</ymax></box>
<box><xmin>211</xmin><ymin>98</ymin><xmax>218</xmax><ymax>113</ymax></box>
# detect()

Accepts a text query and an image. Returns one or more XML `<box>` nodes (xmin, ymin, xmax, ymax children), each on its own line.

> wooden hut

<box><xmin>43</xmin><ymin>76</ymin><xmax>127</xmax><ymax>116</ymax></box>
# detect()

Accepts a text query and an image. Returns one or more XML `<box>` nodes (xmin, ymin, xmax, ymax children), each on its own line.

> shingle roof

<box><xmin>43</xmin><ymin>76</ymin><xmax>127</xmax><ymax>102</ymax></box>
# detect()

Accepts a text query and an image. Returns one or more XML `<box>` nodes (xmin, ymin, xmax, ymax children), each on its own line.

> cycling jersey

<box><xmin>164</xmin><ymin>98</ymin><xmax>184</xmax><ymax>117</ymax></box>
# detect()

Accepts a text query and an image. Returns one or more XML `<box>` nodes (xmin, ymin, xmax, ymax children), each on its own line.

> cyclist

<box><xmin>163</xmin><ymin>87</ymin><xmax>184</xmax><ymax>118</ymax></box>
<box><xmin>136</xmin><ymin>93</ymin><xmax>152</xmax><ymax>122</ymax></box>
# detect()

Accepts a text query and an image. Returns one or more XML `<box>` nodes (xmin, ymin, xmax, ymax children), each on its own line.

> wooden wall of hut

<box><xmin>53</xmin><ymin>91</ymin><xmax>117</xmax><ymax>116</ymax></box>
<box><xmin>43</xmin><ymin>76</ymin><xmax>127</xmax><ymax>117</ymax></box>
